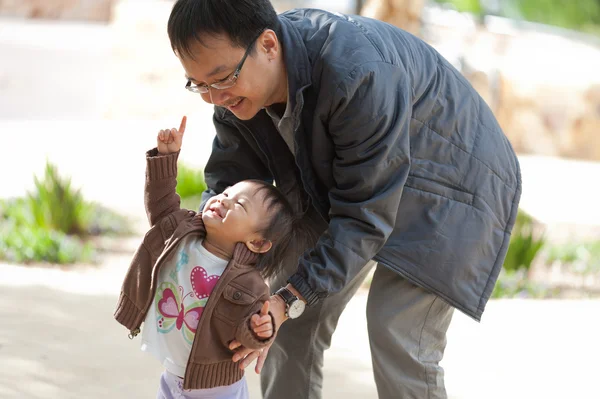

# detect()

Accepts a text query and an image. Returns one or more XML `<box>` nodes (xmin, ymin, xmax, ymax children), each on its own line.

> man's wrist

<box><xmin>270</xmin><ymin>294</ymin><xmax>288</xmax><ymax>322</ymax></box>
<box><xmin>275</xmin><ymin>286</ymin><xmax>306</xmax><ymax>319</ymax></box>
<box><xmin>285</xmin><ymin>283</ymin><xmax>306</xmax><ymax>304</ymax></box>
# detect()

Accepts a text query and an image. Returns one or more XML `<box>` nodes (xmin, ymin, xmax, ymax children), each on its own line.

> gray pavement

<box><xmin>1</xmin><ymin>259</ymin><xmax>600</xmax><ymax>398</ymax></box>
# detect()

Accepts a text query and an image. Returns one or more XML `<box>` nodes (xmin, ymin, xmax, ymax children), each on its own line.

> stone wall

<box><xmin>462</xmin><ymin>24</ymin><xmax>600</xmax><ymax>161</ymax></box>
<box><xmin>0</xmin><ymin>0</ymin><xmax>113</xmax><ymax>22</ymax></box>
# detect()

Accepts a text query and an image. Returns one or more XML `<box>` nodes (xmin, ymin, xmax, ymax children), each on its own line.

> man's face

<box><xmin>177</xmin><ymin>31</ymin><xmax>284</xmax><ymax>120</ymax></box>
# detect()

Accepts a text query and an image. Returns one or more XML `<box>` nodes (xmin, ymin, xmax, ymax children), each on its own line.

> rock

<box><xmin>0</xmin><ymin>0</ymin><xmax>113</xmax><ymax>22</ymax></box>
<box><xmin>422</xmin><ymin>8</ymin><xmax>600</xmax><ymax>161</ymax></box>
<box><xmin>361</xmin><ymin>0</ymin><xmax>425</xmax><ymax>36</ymax></box>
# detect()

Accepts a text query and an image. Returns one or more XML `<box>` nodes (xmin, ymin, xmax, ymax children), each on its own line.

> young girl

<box><xmin>114</xmin><ymin>116</ymin><xmax>299</xmax><ymax>398</ymax></box>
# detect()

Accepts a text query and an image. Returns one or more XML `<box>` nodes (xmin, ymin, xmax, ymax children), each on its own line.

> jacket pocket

<box><xmin>405</xmin><ymin>175</ymin><xmax>474</xmax><ymax>206</ymax></box>
<box><xmin>213</xmin><ymin>283</ymin><xmax>258</xmax><ymax>326</ymax></box>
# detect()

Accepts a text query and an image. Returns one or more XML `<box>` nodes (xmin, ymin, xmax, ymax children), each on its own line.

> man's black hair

<box><xmin>167</xmin><ymin>0</ymin><xmax>281</xmax><ymax>59</ymax></box>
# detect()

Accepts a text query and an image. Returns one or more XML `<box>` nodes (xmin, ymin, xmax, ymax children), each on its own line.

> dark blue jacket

<box><xmin>201</xmin><ymin>9</ymin><xmax>522</xmax><ymax>321</ymax></box>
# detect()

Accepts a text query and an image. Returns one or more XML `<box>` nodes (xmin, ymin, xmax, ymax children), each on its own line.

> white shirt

<box><xmin>141</xmin><ymin>236</ymin><xmax>228</xmax><ymax>377</ymax></box>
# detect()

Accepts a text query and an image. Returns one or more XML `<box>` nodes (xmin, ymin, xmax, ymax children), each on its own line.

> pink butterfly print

<box><xmin>157</xmin><ymin>288</ymin><xmax>204</xmax><ymax>333</ymax></box>
<box><xmin>190</xmin><ymin>266</ymin><xmax>220</xmax><ymax>299</ymax></box>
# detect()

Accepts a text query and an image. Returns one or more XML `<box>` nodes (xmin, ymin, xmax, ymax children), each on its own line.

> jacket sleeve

<box><xmin>144</xmin><ymin>148</ymin><xmax>182</xmax><ymax>227</ymax></box>
<box><xmin>233</xmin><ymin>295</ymin><xmax>277</xmax><ymax>350</ymax></box>
<box><xmin>289</xmin><ymin>62</ymin><xmax>412</xmax><ymax>305</ymax></box>
<box><xmin>199</xmin><ymin>110</ymin><xmax>273</xmax><ymax>210</ymax></box>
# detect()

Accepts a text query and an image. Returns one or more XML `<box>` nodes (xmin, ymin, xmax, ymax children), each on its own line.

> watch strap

<box><xmin>275</xmin><ymin>287</ymin><xmax>296</xmax><ymax>305</ymax></box>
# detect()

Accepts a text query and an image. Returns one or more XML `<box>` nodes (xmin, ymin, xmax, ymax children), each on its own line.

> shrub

<box><xmin>492</xmin><ymin>268</ymin><xmax>555</xmax><ymax>299</ymax></box>
<box><xmin>502</xmin><ymin>210</ymin><xmax>545</xmax><ymax>273</ymax></box>
<box><xmin>28</xmin><ymin>162</ymin><xmax>91</xmax><ymax>235</ymax></box>
<box><xmin>433</xmin><ymin>0</ymin><xmax>482</xmax><ymax>15</ymax></box>
<box><xmin>433</xmin><ymin>0</ymin><xmax>600</xmax><ymax>35</ymax></box>
<box><xmin>547</xmin><ymin>241</ymin><xmax>600</xmax><ymax>274</ymax></box>
<box><xmin>0</xmin><ymin>161</ymin><xmax>132</xmax><ymax>265</ymax></box>
<box><xmin>176</xmin><ymin>164</ymin><xmax>207</xmax><ymax>199</ymax></box>
<box><xmin>492</xmin><ymin>210</ymin><xmax>546</xmax><ymax>298</ymax></box>
<box><xmin>0</xmin><ymin>220</ymin><xmax>93</xmax><ymax>264</ymax></box>
<box><xmin>86</xmin><ymin>203</ymin><xmax>134</xmax><ymax>237</ymax></box>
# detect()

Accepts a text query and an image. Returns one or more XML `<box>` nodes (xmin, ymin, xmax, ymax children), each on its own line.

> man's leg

<box><xmin>261</xmin><ymin>261</ymin><xmax>375</xmax><ymax>399</ymax></box>
<box><xmin>367</xmin><ymin>264</ymin><xmax>454</xmax><ymax>399</ymax></box>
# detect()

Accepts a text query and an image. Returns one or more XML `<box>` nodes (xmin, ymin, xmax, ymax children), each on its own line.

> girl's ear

<box><xmin>245</xmin><ymin>238</ymin><xmax>273</xmax><ymax>254</ymax></box>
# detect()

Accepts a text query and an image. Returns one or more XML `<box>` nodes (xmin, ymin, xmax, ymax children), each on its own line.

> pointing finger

<box><xmin>179</xmin><ymin>115</ymin><xmax>187</xmax><ymax>134</ymax></box>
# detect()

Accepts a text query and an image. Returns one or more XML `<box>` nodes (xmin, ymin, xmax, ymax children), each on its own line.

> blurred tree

<box><xmin>503</xmin><ymin>0</ymin><xmax>600</xmax><ymax>34</ymax></box>
<box><xmin>432</xmin><ymin>0</ymin><xmax>600</xmax><ymax>35</ymax></box>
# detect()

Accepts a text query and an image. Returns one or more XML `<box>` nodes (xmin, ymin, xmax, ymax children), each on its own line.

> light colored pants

<box><xmin>156</xmin><ymin>370</ymin><xmax>249</xmax><ymax>399</ymax></box>
<box><xmin>262</xmin><ymin>262</ymin><xmax>454</xmax><ymax>399</ymax></box>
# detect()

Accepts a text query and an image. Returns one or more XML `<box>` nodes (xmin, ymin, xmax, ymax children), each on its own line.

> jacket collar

<box><xmin>193</xmin><ymin>213</ymin><xmax>259</xmax><ymax>266</ymax></box>
<box><xmin>278</xmin><ymin>15</ymin><xmax>312</xmax><ymax>128</ymax></box>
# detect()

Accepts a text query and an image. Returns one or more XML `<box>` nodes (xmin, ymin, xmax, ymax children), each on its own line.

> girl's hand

<box><xmin>229</xmin><ymin>295</ymin><xmax>287</xmax><ymax>374</ymax></box>
<box><xmin>251</xmin><ymin>301</ymin><xmax>273</xmax><ymax>339</ymax></box>
<box><xmin>157</xmin><ymin>116</ymin><xmax>187</xmax><ymax>154</ymax></box>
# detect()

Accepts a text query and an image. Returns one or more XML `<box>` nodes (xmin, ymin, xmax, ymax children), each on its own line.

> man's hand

<box><xmin>157</xmin><ymin>116</ymin><xmax>187</xmax><ymax>154</ymax></box>
<box><xmin>251</xmin><ymin>301</ymin><xmax>273</xmax><ymax>339</ymax></box>
<box><xmin>229</xmin><ymin>295</ymin><xmax>287</xmax><ymax>373</ymax></box>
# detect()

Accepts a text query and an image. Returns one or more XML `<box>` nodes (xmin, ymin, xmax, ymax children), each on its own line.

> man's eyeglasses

<box><xmin>185</xmin><ymin>34</ymin><xmax>261</xmax><ymax>94</ymax></box>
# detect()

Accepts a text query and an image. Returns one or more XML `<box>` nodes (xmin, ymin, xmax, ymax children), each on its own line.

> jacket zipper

<box><xmin>182</xmin><ymin>259</ymin><xmax>239</xmax><ymax>384</ymax></box>
<box><xmin>127</xmin><ymin>229</ymin><xmax>204</xmax><ymax>338</ymax></box>
<box><xmin>127</xmin><ymin>224</ymin><xmax>243</xmax><ymax>386</ymax></box>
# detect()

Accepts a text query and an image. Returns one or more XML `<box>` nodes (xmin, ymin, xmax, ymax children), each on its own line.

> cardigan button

<box><xmin>233</xmin><ymin>291</ymin><xmax>242</xmax><ymax>300</ymax></box>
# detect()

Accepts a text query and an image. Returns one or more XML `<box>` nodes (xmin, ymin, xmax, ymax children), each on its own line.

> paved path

<box><xmin>1</xmin><ymin>258</ymin><xmax>600</xmax><ymax>398</ymax></box>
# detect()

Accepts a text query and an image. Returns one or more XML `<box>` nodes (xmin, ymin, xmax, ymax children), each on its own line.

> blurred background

<box><xmin>1</xmin><ymin>0</ymin><xmax>599</xmax><ymax>398</ymax></box>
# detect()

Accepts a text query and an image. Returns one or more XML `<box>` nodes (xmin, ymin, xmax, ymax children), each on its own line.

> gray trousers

<box><xmin>261</xmin><ymin>262</ymin><xmax>454</xmax><ymax>399</ymax></box>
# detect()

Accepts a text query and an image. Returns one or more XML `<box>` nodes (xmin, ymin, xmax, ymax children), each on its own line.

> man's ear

<box><xmin>259</xmin><ymin>29</ymin><xmax>279</xmax><ymax>57</ymax></box>
<box><xmin>246</xmin><ymin>238</ymin><xmax>273</xmax><ymax>254</ymax></box>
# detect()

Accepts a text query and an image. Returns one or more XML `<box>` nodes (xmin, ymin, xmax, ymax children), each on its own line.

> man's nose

<box><xmin>200</xmin><ymin>91</ymin><xmax>212</xmax><ymax>104</ymax></box>
<box><xmin>208</xmin><ymin>87</ymin><xmax>230</xmax><ymax>106</ymax></box>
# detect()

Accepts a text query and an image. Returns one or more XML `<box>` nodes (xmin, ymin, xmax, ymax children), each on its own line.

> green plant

<box><xmin>86</xmin><ymin>203</ymin><xmax>134</xmax><ymax>236</ymax></box>
<box><xmin>0</xmin><ymin>221</ymin><xmax>93</xmax><ymax>264</ymax></box>
<box><xmin>502</xmin><ymin>210</ymin><xmax>546</xmax><ymax>273</ymax></box>
<box><xmin>547</xmin><ymin>241</ymin><xmax>600</xmax><ymax>274</ymax></box>
<box><xmin>180</xmin><ymin>194</ymin><xmax>204</xmax><ymax>213</ymax></box>
<box><xmin>433</xmin><ymin>0</ymin><xmax>483</xmax><ymax>15</ymax></box>
<box><xmin>492</xmin><ymin>268</ymin><xmax>553</xmax><ymax>298</ymax></box>
<box><xmin>28</xmin><ymin>162</ymin><xmax>92</xmax><ymax>235</ymax></box>
<box><xmin>0</xmin><ymin>161</ymin><xmax>132</xmax><ymax>265</ymax></box>
<box><xmin>433</xmin><ymin>0</ymin><xmax>600</xmax><ymax>36</ymax></box>
<box><xmin>176</xmin><ymin>164</ymin><xmax>207</xmax><ymax>200</ymax></box>
<box><xmin>504</xmin><ymin>0</ymin><xmax>600</xmax><ymax>32</ymax></box>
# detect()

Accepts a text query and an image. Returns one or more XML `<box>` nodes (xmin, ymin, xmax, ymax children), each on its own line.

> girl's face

<box><xmin>202</xmin><ymin>181</ymin><xmax>272</xmax><ymax>254</ymax></box>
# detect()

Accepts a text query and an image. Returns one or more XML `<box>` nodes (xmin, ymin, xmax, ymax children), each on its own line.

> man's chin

<box><xmin>231</xmin><ymin>110</ymin><xmax>258</xmax><ymax>121</ymax></box>
<box><xmin>226</xmin><ymin>103</ymin><xmax>259</xmax><ymax>120</ymax></box>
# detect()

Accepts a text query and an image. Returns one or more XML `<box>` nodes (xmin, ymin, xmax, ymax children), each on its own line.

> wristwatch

<box><xmin>275</xmin><ymin>287</ymin><xmax>306</xmax><ymax>319</ymax></box>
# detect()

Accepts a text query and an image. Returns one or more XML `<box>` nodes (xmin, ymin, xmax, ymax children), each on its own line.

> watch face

<box><xmin>288</xmin><ymin>299</ymin><xmax>306</xmax><ymax>319</ymax></box>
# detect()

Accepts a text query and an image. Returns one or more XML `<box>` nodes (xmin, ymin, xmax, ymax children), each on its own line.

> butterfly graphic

<box><xmin>155</xmin><ymin>282</ymin><xmax>207</xmax><ymax>345</ymax></box>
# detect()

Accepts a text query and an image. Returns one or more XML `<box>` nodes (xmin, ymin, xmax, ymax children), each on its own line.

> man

<box><xmin>167</xmin><ymin>1</ymin><xmax>522</xmax><ymax>398</ymax></box>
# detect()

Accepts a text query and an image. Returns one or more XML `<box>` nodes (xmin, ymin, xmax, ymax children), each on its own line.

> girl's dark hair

<box><xmin>247</xmin><ymin>180</ymin><xmax>307</xmax><ymax>280</ymax></box>
<box><xmin>167</xmin><ymin>0</ymin><xmax>281</xmax><ymax>59</ymax></box>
